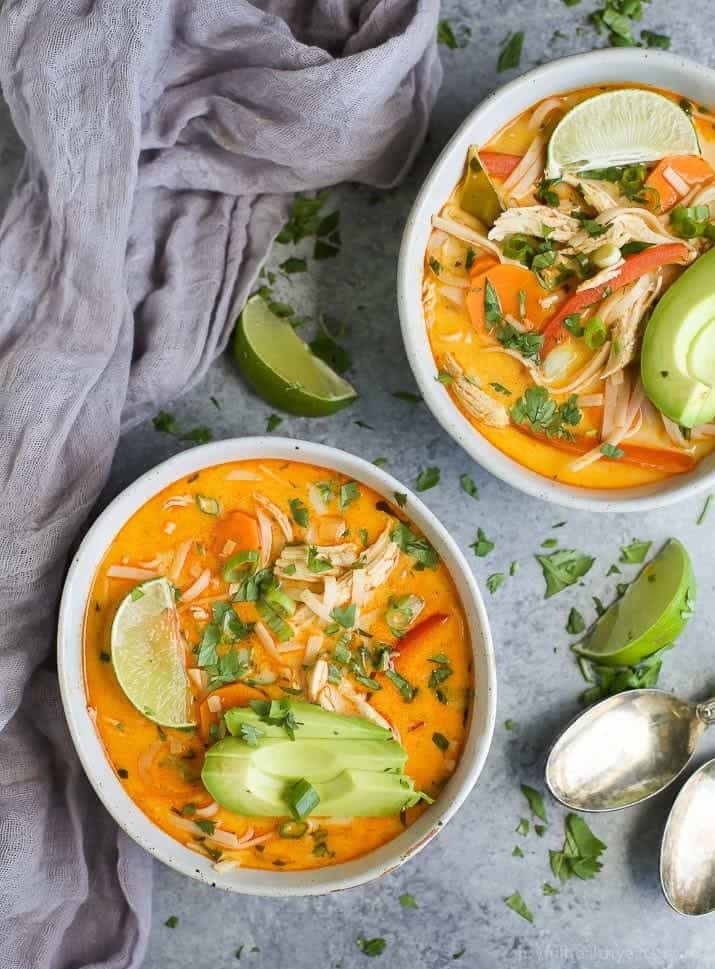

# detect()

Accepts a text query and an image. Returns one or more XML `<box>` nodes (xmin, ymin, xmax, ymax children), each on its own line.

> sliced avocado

<box><xmin>641</xmin><ymin>248</ymin><xmax>715</xmax><ymax>427</ymax></box>
<box><xmin>202</xmin><ymin>739</ymin><xmax>420</xmax><ymax>817</ymax></box>
<box><xmin>459</xmin><ymin>147</ymin><xmax>502</xmax><ymax>228</ymax></box>
<box><xmin>224</xmin><ymin>700</ymin><xmax>391</xmax><ymax>742</ymax></box>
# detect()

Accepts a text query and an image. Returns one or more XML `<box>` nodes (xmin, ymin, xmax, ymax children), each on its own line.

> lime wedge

<box><xmin>233</xmin><ymin>295</ymin><xmax>357</xmax><ymax>416</ymax></box>
<box><xmin>111</xmin><ymin>577</ymin><xmax>195</xmax><ymax>728</ymax></box>
<box><xmin>546</xmin><ymin>89</ymin><xmax>700</xmax><ymax>179</ymax></box>
<box><xmin>574</xmin><ymin>539</ymin><xmax>695</xmax><ymax>667</ymax></box>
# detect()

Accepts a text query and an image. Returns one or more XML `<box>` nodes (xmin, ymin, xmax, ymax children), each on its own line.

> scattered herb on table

<box><xmin>504</xmin><ymin>890</ymin><xmax>533</xmax><ymax>923</ymax></box>
<box><xmin>393</xmin><ymin>390</ymin><xmax>422</xmax><ymax>404</ymax></box>
<box><xmin>486</xmin><ymin>572</ymin><xmax>505</xmax><ymax>594</ymax></box>
<box><xmin>512</xmin><ymin>845</ymin><xmax>524</xmax><ymax>858</ymax></box>
<box><xmin>620</xmin><ymin>540</ymin><xmax>652</xmax><ymax>564</ymax></box>
<box><xmin>521</xmin><ymin>784</ymin><xmax>548</xmax><ymax>823</ymax></box>
<box><xmin>416</xmin><ymin>466</ymin><xmax>441</xmax><ymax>491</ymax></box>
<box><xmin>497</xmin><ymin>31</ymin><xmax>524</xmax><ymax>72</ymax></box>
<box><xmin>310</xmin><ymin>318</ymin><xmax>351</xmax><ymax>374</ymax></box>
<box><xmin>280</xmin><ymin>256</ymin><xmax>307</xmax><ymax>274</ymax></box>
<box><xmin>536</xmin><ymin>548</ymin><xmax>594</xmax><ymax>598</ymax></box>
<box><xmin>550</xmin><ymin>813</ymin><xmax>606</xmax><ymax>883</ymax></box>
<box><xmin>266</xmin><ymin>414</ymin><xmax>282</xmax><ymax>432</ymax></box>
<box><xmin>437</xmin><ymin>18</ymin><xmax>471</xmax><ymax>49</ymax></box>
<box><xmin>697</xmin><ymin>494</ymin><xmax>713</xmax><ymax>525</ymax></box>
<box><xmin>276</xmin><ymin>191</ymin><xmax>331</xmax><ymax>244</ymax></box>
<box><xmin>164</xmin><ymin>915</ymin><xmax>179</xmax><ymax>928</ymax></box>
<box><xmin>460</xmin><ymin>474</ymin><xmax>480</xmax><ymax>499</ymax></box>
<box><xmin>504</xmin><ymin>719</ymin><xmax>516</xmax><ymax>731</ymax></box>
<box><xmin>516</xmin><ymin>817</ymin><xmax>530</xmax><ymax>837</ymax></box>
<box><xmin>153</xmin><ymin>410</ymin><xmax>213</xmax><ymax>445</ymax></box>
<box><xmin>641</xmin><ymin>29</ymin><xmax>671</xmax><ymax>49</ymax></box>
<box><xmin>542</xmin><ymin>882</ymin><xmax>559</xmax><ymax>895</ymax></box>
<box><xmin>356</xmin><ymin>936</ymin><xmax>387</xmax><ymax>957</ymax></box>
<box><xmin>393</xmin><ymin>491</ymin><xmax>408</xmax><ymax>508</ymax></box>
<box><xmin>399</xmin><ymin>892</ymin><xmax>418</xmax><ymax>909</ymax></box>
<box><xmin>470</xmin><ymin>528</ymin><xmax>494</xmax><ymax>558</ymax></box>
<box><xmin>566</xmin><ymin>607</ymin><xmax>586</xmax><ymax>635</ymax></box>
<box><xmin>579</xmin><ymin>644</ymin><xmax>673</xmax><ymax>706</ymax></box>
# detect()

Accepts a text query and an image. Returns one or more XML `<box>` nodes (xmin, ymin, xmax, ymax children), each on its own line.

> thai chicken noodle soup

<box><xmin>84</xmin><ymin>460</ymin><xmax>472</xmax><ymax>871</ymax></box>
<box><xmin>424</xmin><ymin>86</ymin><xmax>715</xmax><ymax>488</ymax></box>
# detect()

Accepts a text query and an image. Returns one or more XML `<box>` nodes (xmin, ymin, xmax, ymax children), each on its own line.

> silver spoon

<box><xmin>661</xmin><ymin>758</ymin><xmax>715</xmax><ymax>916</ymax></box>
<box><xmin>545</xmin><ymin>689</ymin><xmax>715</xmax><ymax>812</ymax></box>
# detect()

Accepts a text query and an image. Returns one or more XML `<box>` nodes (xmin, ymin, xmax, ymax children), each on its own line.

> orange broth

<box><xmin>84</xmin><ymin>459</ymin><xmax>472</xmax><ymax>871</ymax></box>
<box><xmin>425</xmin><ymin>83</ymin><xmax>715</xmax><ymax>488</ymax></box>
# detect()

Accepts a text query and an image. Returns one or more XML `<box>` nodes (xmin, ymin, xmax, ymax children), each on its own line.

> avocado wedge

<box><xmin>202</xmin><ymin>700</ymin><xmax>424</xmax><ymax>819</ymax></box>
<box><xmin>641</xmin><ymin>248</ymin><xmax>715</xmax><ymax>427</ymax></box>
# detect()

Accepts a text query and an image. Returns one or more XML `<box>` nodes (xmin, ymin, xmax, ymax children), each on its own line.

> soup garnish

<box><xmin>424</xmin><ymin>85</ymin><xmax>715</xmax><ymax>489</ymax></box>
<box><xmin>84</xmin><ymin>459</ymin><xmax>472</xmax><ymax>871</ymax></box>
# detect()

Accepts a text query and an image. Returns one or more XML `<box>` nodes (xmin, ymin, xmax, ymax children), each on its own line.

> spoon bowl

<box><xmin>546</xmin><ymin>690</ymin><xmax>708</xmax><ymax>812</ymax></box>
<box><xmin>661</xmin><ymin>758</ymin><xmax>715</xmax><ymax>916</ymax></box>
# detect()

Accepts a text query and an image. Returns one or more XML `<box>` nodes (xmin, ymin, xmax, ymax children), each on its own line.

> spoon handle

<box><xmin>695</xmin><ymin>699</ymin><xmax>715</xmax><ymax>724</ymax></box>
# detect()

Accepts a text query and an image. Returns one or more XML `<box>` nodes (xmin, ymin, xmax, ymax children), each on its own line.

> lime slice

<box><xmin>574</xmin><ymin>539</ymin><xmax>695</xmax><ymax>667</ymax></box>
<box><xmin>233</xmin><ymin>295</ymin><xmax>357</xmax><ymax>417</ymax></box>
<box><xmin>111</xmin><ymin>577</ymin><xmax>195</xmax><ymax>727</ymax></box>
<box><xmin>546</xmin><ymin>89</ymin><xmax>700</xmax><ymax>179</ymax></box>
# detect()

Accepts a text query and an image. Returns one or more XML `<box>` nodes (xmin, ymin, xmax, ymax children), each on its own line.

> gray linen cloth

<box><xmin>0</xmin><ymin>2</ymin><xmax>441</xmax><ymax>966</ymax></box>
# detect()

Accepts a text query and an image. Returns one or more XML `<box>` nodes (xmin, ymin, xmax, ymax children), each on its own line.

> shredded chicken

<box><xmin>307</xmin><ymin>659</ymin><xmax>329</xmax><ymax>701</ymax></box>
<box><xmin>338</xmin><ymin>680</ymin><xmax>393</xmax><ymax>732</ymax></box>
<box><xmin>575</xmin><ymin>261</ymin><xmax>625</xmax><ymax>292</ymax></box>
<box><xmin>601</xmin><ymin>272</ymin><xmax>662</xmax><ymax>378</ymax></box>
<box><xmin>252</xmin><ymin>492</ymin><xmax>293</xmax><ymax>541</ymax></box>
<box><xmin>441</xmin><ymin>352</ymin><xmax>509</xmax><ymax>427</ymax></box>
<box><xmin>275</xmin><ymin>542</ymin><xmax>360</xmax><ymax>582</ymax></box>
<box><xmin>564</xmin><ymin>208</ymin><xmax>683</xmax><ymax>255</ymax></box>
<box><xmin>488</xmin><ymin>205</ymin><xmax>581</xmax><ymax>243</ymax></box>
<box><xmin>562</xmin><ymin>173</ymin><xmax>624</xmax><ymax>214</ymax></box>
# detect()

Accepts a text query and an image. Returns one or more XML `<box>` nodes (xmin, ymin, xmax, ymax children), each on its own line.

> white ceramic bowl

<box><xmin>399</xmin><ymin>49</ymin><xmax>715</xmax><ymax>513</ymax></box>
<box><xmin>58</xmin><ymin>437</ymin><xmax>496</xmax><ymax>896</ymax></box>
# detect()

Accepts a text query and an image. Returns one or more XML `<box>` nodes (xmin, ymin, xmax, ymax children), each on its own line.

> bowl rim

<box><xmin>57</xmin><ymin>436</ymin><xmax>496</xmax><ymax>896</ymax></box>
<box><xmin>398</xmin><ymin>48</ymin><xmax>715</xmax><ymax>513</ymax></box>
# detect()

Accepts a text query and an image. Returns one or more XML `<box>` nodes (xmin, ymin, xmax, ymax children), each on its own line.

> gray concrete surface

<box><xmin>4</xmin><ymin>1</ymin><xmax>715</xmax><ymax>967</ymax></box>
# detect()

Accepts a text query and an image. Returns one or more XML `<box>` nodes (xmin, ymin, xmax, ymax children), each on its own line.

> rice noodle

<box><xmin>163</xmin><ymin>521</ymin><xmax>176</xmax><ymax>535</ymax></box>
<box><xmin>225</xmin><ymin>469</ymin><xmax>262</xmax><ymax>481</ymax></box>
<box><xmin>569</xmin><ymin>414</ymin><xmax>638</xmax><ymax>473</ymax></box>
<box><xmin>105</xmin><ymin>565</ymin><xmax>159</xmax><ymax>581</ymax></box>
<box><xmin>182</xmin><ymin>568</ymin><xmax>211</xmax><ymax>602</ymax></box>
<box><xmin>257</xmin><ymin>464</ymin><xmax>286</xmax><ymax>486</ymax></box>
<box><xmin>693</xmin><ymin>423</ymin><xmax>715</xmax><ymax>438</ymax></box>
<box><xmin>254</xmin><ymin>621</ymin><xmax>281</xmax><ymax>660</ymax></box>
<box><xmin>205</xmin><ymin>827</ymin><xmax>241</xmax><ymax>850</ymax></box>
<box><xmin>528</xmin><ymin>97</ymin><xmax>564</xmax><ymax>130</ymax></box>
<box><xmin>256</xmin><ymin>508</ymin><xmax>273</xmax><ymax>569</ymax></box>
<box><xmin>662</xmin><ymin>415</ymin><xmax>691</xmax><ymax>450</ymax></box>
<box><xmin>277</xmin><ymin>641</ymin><xmax>303</xmax><ymax>653</ymax></box>
<box><xmin>169</xmin><ymin>539</ymin><xmax>192</xmax><ymax>583</ymax></box>
<box><xmin>611</xmin><ymin>371</ymin><xmax>632</xmax><ymax>431</ymax></box>
<box><xmin>299</xmin><ymin>589</ymin><xmax>333</xmax><ymax>623</ymax></box>
<box><xmin>162</xmin><ymin>495</ymin><xmax>192</xmax><ymax>509</ymax></box>
<box><xmin>304</xmin><ymin>634</ymin><xmax>323</xmax><ymax>665</ymax></box>
<box><xmin>601</xmin><ymin>373</ymin><xmax>619</xmax><ymax>440</ymax></box>
<box><xmin>195</xmin><ymin>801</ymin><xmax>219</xmax><ymax>819</ymax></box>
<box><xmin>539</xmin><ymin>292</ymin><xmax>564</xmax><ymax>309</ymax></box>
<box><xmin>503</xmin><ymin>133</ymin><xmax>546</xmax><ymax>201</ymax></box>
<box><xmin>221</xmin><ymin>539</ymin><xmax>236</xmax><ymax>557</ymax></box>
<box><xmin>543</xmin><ymin>342</ymin><xmax>611</xmax><ymax>395</ymax></box>
<box><xmin>577</xmin><ymin>393</ymin><xmax>604</xmax><ymax>408</ymax></box>
<box><xmin>440</xmin><ymin>285</ymin><xmax>467</xmax><ymax>307</ymax></box>
<box><xmin>504</xmin><ymin>313</ymin><xmax>528</xmax><ymax>332</ymax></box>
<box><xmin>662</xmin><ymin>165</ymin><xmax>690</xmax><ymax>197</ymax></box>
<box><xmin>431</xmin><ymin>214</ymin><xmax>504</xmax><ymax>260</ymax></box>
<box><xmin>213</xmin><ymin>859</ymin><xmax>241</xmax><ymax>872</ymax></box>
<box><xmin>307</xmin><ymin>483</ymin><xmax>328</xmax><ymax>514</ymax></box>
<box><xmin>322</xmin><ymin>575</ymin><xmax>339</xmax><ymax>611</ymax></box>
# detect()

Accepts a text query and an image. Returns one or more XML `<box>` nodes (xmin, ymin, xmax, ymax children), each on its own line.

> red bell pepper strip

<box><xmin>393</xmin><ymin>613</ymin><xmax>449</xmax><ymax>668</ymax></box>
<box><xmin>479</xmin><ymin>151</ymin><xmax>523</xmax><ymax>178</ymax></box>
<box><xmin>540</xmin><ymin>243</ymin><xmax>690</xmax><ymax>357</ymax></box>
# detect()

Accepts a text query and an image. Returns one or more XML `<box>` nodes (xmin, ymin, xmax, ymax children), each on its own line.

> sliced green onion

<box><xmin>285</xmin><ymin>778</ymin><xmax>320</xmax><ymax>820</ymax></box>
<box><xmin>584</xmin><ymin>316</ymin><xmax>607</xmax><ymax>350</ymax></box>
<box><xmin>591</xmin><ymin>242</ymin><xmax>621</xmax><ymax>270</ymax></box>
<box><xmin>278</xmin><ymin>820</ymin><xmax>309</xmax><ymax>839</ymax></box>
<box><xmin>385</xmin><ymin>594</ymin><xmax>424</xmax><ymax>638</ymax></box>
<box><xmin>385</xmin><ymin>668</ymin><xmax>417</xmax><ymax>702</ymax></box>
<box><xmin>196</xmin><ymin>494</ymin><xmax>220</xmax><ymax>516</ymax></box>
<box><xmin>263</xmin><ymin>583</ymin><xmax>296</xmax><ymax>617</ymax></box>
<box><xmin>256</xmin><ymin>599</ymin><xmax>294</xmax><ymax>642</ymax></box>
<box><xmin>222</xmin><ymin>549</ymin><xmax>259</xmax><ymax>583</ymax></box>
<box><xmin>671</xmin><ymin>203</ymin><xmax>711</xmax><ymax>239</ymax></box>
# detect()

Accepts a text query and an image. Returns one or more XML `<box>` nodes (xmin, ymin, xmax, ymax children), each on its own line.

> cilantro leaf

<box><xmin>620</xmin><ymin>540</ymin><xmax>652</xmax><ymax>564</ymax></box>
<box><xmin>416</xmin><ymin>466</ymin><xmax>440</xmax><ymax>492</ymax></box>
<box><xmin>460</xmin><ymin>474</ymin><xmax>480</xmax><ymax>499</ymax></box>
<box><xmin>511</xmin><ymin>387</ymin><xmax>581</xmax><ymax>439</ymax></box>
<box><xmin>356</xmin><ymin>937</ymin><xmax>386</xmax><ymax>957</ymax></box>
<box><xmin>566</xmin><ymin>607</ymin><xmax>586</xmax><ymax>634</ymax></box>
<box><xmin>503</xmin><ymin>890</ymin><xmax>533</xmax><ymax>923</ymax></box>
<box><xmin>536</xmin><ymin>548</ymin><xmax>594</xmax><ymax>598</ymax></box>
<box><xmin>266</xmin><ymin>414</ymin><xmax>282</xmax><ymax>432</ymax></box>
<box><xmin>437</xmin><ymin>18</ymin><xmax>471</xmax><ymax>49</ymax></box>
<box><xmin>390</xmin><ymin>522</ymin><xmax>439</xmax><ymax>570</ymax></box>
<box><xmin>497</xmin><ymin>32</ymin><xmax>524</xmax><ymax>72</ymax></box>
<box><xmin>340</xmin><ymin>481</ymin><xmax>360</xmax><ymax>510</ymax></box>
<box><xmin>521</xmin><ymin>784</ymin><xmax>547</xmax><ymax>823</ymax></box>
<box><xmin>486</xmin><ymin>573</ymin><xmax>505</xmax><ymax>594</ymax></box>
<box><xmin>470</xmin><ymin>528</ymin><xmax>494</xmax><ymax>558</ymax></box>
<box><xmin>399</xmin><ymin>892</ymin><xmax>418</xmax><ymax>909</ymax></box>
<box><xmin>288</xmin><ymin>497</ymin><xmax>309</xmax><ymax>528</ymax></box>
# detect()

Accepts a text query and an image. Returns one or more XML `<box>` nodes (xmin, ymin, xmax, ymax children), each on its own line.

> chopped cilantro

<box><xmin>399</xmin><ymin>892</ymin><xmax>418</xmax><ymax>909</ymax></box>
<box><xmin>280</xmin><ymin>256</ymin><xmax>307</xmax><ymax>274</ymax></box>
<box><xmin>385</xmin><ymin>668</ymin><xmax>416</xmax><ymax>702</ymax></box>
<box><xmin>566</xmin><ymin>608</ymin><xmax>586</xmax><ymax>635</ymax></box>
<box><xmin>288</xmin><ymin>497</ymin><xmax>309</xmax><ymax>528</ymax></box>
<box><xmin>330</xmin><ymin>603</ymin><xmax>356</xmax><ymax>628</ymax></box>
<box><xmin>620</xmin><ymin>540</ymin><xmax>651</xmax><ymax>564</ymax></box>
<box><xmin>340</xmin><ymin>481</ymin><xmax>360</xmax><ymax>510</ymax></box>
<box><xmin>459</xmin><ymin>474</ymin><xmax>480</xmax><ymax>499</ymax></box>
<box><xmin>504</xmin><ymin>890</ymin><xmax>533</xmax><ymax>923</ymax></box>
<box><xmin>437</xmin><ymin>18</ymin><xmax>471</xmax><ymax>49</ymax></box>
<box><xmin>356</xmin><ymin>936</ymin><xmax>387</xmax><ymax>957</ymax></box>
<box><xmin>536</xmin><ymin>548</ymin><xmax>594</xmax><ymax>598</ymax></box>
<box><xmin>511</xmin><ymin>387</ymin><xmax>581</xmax><ymax>440</ymax></box>
<box><xmin>698</xmin><ymin>494</ymin><xmax>713</xmax><ymax>525</ymax></box>
<box><xmin>497</xmin><ymin>31</ymin><xmax>524</xmax><ymax>72</ymax></box>
<box><xmin>393</xmin><ymin>492</ymin><xmax>408</xmax><ymax>508</ymax></box>
<box><xmin>432</xmin><ymin>732</ymin><xmax>449</xmax><ymax>752</ymax></box>
<box><xmin>393</xmin><ymin>391</ymin><xmax>422</xmax><ymax>404</ymax></box>
<box><xmin>542</xmin><ymin>882</ymin><xmax>559</xmax><ymax>895</ymax></box>
<box><xmin>266</xmin><ymin>413</ymin><xmax>282</xmax><ymax>432</ymax></box>
<box><xmin>521</xmin><ymin>784</ymin><xmax>547</xmax><ymax>823</ymax></box>
<box><xmin>390</xmin><ymin>522</ymin><xmax>439</xmax><ymax>570</ymax></box>
<box><xmin>600</xmin><ymin>442</ymin><xmax>624</xmax><ymax>459</ymax></box>
<box><xmin>490</xmin><ymin>382</ymin><xmax>512</xmax><ymax>396</ymax></box>
<box><xmin>416</xmin><ymin>466</ymin><xmax>440</xmax><ymax>492</ymax></box>
<box><xmin>486</xmin><ymin>573</ymin><xmax>505</xmax><ymax>594</ymax></box>
<box><xmin>512</xmin><ymin>845</ymin><xmax>524</xmax><ymax>858</ymax></box>
<box><xmin>550</xmin><ymin>813</ymin><xmax>606</xmax><ymax>883</ymax></box>
<box><xmin>515</xmin><ymin>817</ymin><xmax>530</xmax><ymax>836</ymax></box>
<box><xmin>164</xmin><ymin>915</ymin><xmax>179</xmax><ymax>928</ymax></box>
<box><xmin>470</xmin><ymin>528</ymin><xmax>494</xmax><ymax>558</ymax></box>
<box><xmin>641</xmin><ymin>29</ymin><xmax>670</xmax><ymax>48</ymax></box>
<box><xmin>309</xmin><ymin>330</ymin><xmax>351</xmax><ymax>375</ymax></box>
<box><xmin>276</xmin><ymin>191</ymin><xmax>331</xmax><ymax>244</ymax></box>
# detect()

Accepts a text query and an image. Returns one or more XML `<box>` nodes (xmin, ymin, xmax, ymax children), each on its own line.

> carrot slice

<box><xmin>645</xmin><ymin>154</ymin><xmax>714</xmax><ymax>213</ymax></box>
<box><xmin>465</xmin><ymin>264</ymin><xmax>554</xmax><ymax>336</ymax></box>
<box><xmin>479</xmin><ymin>151</ymin><xmax>523</xmax><ymax>178</ymax></box>
<box><xmin>198</xmin><ymin>682</ymin><xmax>265</xmax><ymax>743</ymax></box>
<box><xmin>468</xmin><ymin>255</ymin><xmax>499</xmax><ymax>278</ymax></box>
<box><xmin>211</xmin><ymin>510</ymin><xmax>261</xmax><ymax>556</ymax></box>
<box><xmin>540</xmin><ymin>243</ymin><xmax>690</xmax><ymax>356</ymax></box>
<box><xmin>514</xmin><ymin>427</ymin><xmax>696</xmax><ymax>473</ymax></box>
